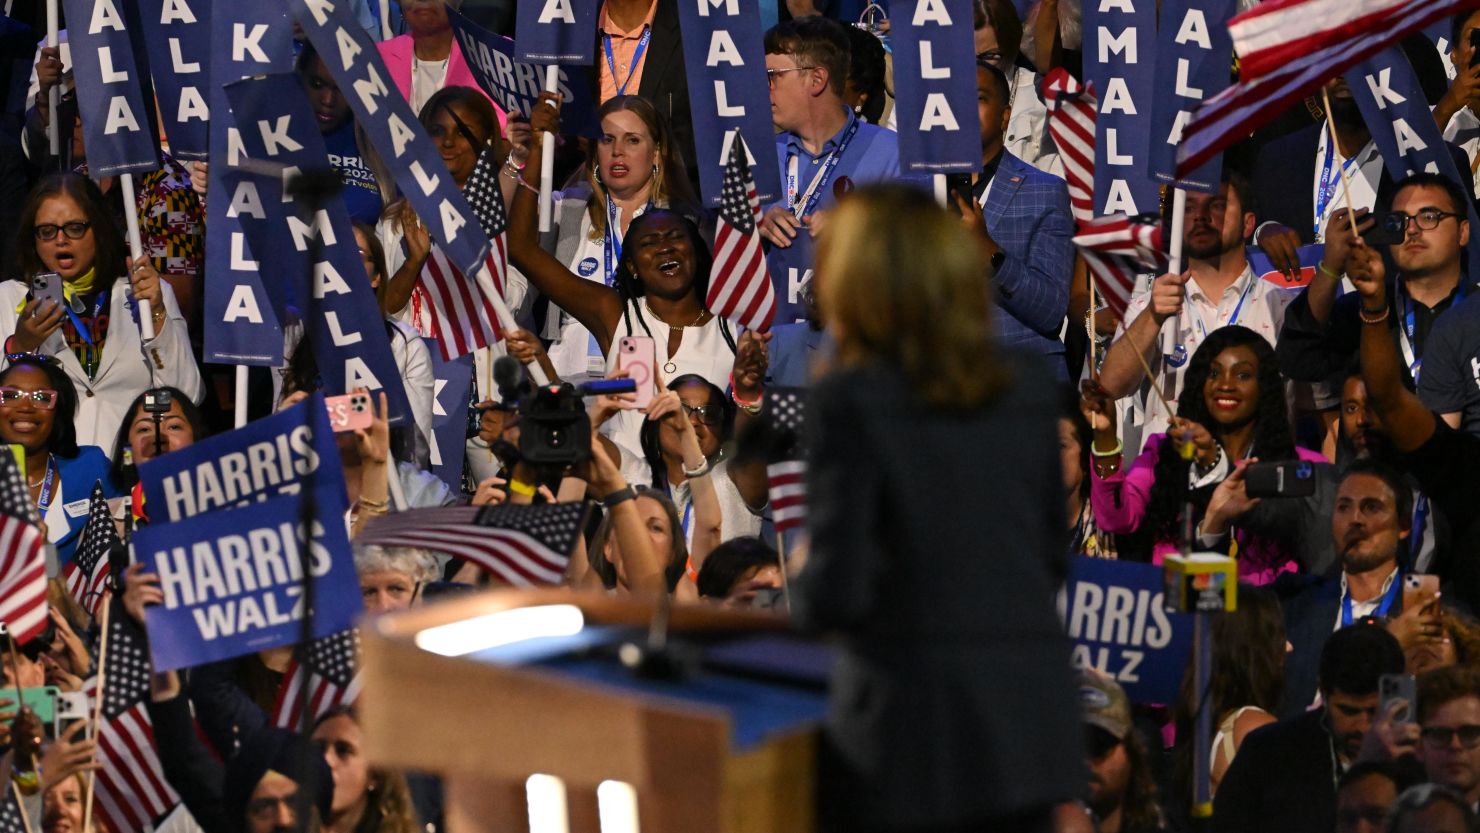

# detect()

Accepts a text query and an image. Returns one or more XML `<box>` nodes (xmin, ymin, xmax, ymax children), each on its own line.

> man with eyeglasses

<box><xmin>1279</xmin><ymin>172</ymin><xmax>1474</xmax><ymax>414</ymax></box>
<box><xmin>1414</xmin><ymin>666</ymin><xmax>1480</xmax><ymax>813</ymax></box>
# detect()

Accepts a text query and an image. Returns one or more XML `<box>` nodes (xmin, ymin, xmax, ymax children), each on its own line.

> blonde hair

<box><xmin>816</xmin><ymin>184</ymin><xmax>1009</xmax><ymax>408</ymax></box>
<box><xmin>585</xmin><ymin>96</ymin><xmax>694</xmax><ymax>240</ymax></box>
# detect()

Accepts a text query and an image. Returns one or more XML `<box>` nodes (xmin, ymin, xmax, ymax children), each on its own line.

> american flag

<box><xmin>707</xmin><ymin>130</ymin><xmax>776</xmax><ymax>332</ymax></box>
<box><xmin>0</xmin><ymin>787</ymin><xmax>26</xmax><ymax>833</ymax></box>
<box><xmin>1042</xmin><ymin>69</ymin><xmax>1152</xmax><ymax>320</ymax></box>
<box><xmin>0</xmin><ymin>449</ymin><xmax>46</xmax><ymax>644</ymax></box>
<box><xmin>762</xmin><ymin>388</ymin><xmax>808</xmax><ymax>534</ymax></box>
<box><xmin>360</xmin><ymin>502</ymin><xmax>590</xmax><ymax>586</ymax></box>
<box><xmin>1177</xmin><ymin>0</ymin><xmax>1480</xmax><ymax>175</ymax></box>
<box><xmin>62</xmin><ymin>481</ymin><xmax>116</xmax><ymax>619</ymax></box>
<box><xmin>271</xmin><ymin>629</ymin><xmax>363</xmax><ymax>730</ymax></box>
<box><xmin>418</xmin><ymin>146</ymin><xmax>506</xmax><ymax>360</ymax></box>
<box><xmin>1073</xmin><ymin>215</ymin><xmax>1167</xmax><ymax>275</ymax></box>
<box><xmin>87</xmin><ymin>612</ymin><xmax>180</xmax><ymax>833</ymax></box>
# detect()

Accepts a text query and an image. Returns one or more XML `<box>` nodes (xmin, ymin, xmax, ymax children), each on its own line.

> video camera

<box><xmin>492</xmin><ymin>357</ymin><xmax>637</xmax><ymax>467</ymax></box>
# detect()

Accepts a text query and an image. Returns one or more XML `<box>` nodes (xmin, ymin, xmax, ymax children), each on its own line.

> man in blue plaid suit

<box><xmin>969</xmin><ymin>60</ymin><xmax>1075</xmax><ymax>379</ymax></box>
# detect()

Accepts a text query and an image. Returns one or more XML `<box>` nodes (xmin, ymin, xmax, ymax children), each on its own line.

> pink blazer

<box><xmin>1091</xmin><ymin>433</ymin><xmax>1327</xmax><ymax>585</ymax></box>
<box><xmin>376</xmin><ymin>35</ymin><xmax>507</xmax><ymax>129</ymax></box>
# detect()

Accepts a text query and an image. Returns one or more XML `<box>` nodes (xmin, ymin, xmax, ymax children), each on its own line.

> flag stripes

<box><xmin>708</xmin><ymin>130</ymin><xmax>777</xmax><ymax>332</ymax></box>
<box><xmin>767</xmin><ymin>461</ymin><xmax>808</xmax><ymax>534</ymax></box>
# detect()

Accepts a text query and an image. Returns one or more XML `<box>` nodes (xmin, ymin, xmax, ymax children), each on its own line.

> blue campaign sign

<box><xmin>1082</xmin><ymin>0</ymin><xmax>1158</xmax><ymax>215</ymax></box>
<box><xmin>1346</xmin><ymin>47</ymin><xmax>1480</xmax><ymax>282</ymax></box>
<box><xmin>203</xmin><ymin>0</ymin><xmax>294</xmax><ymax>366</ymax></box>
<box><xmin>1063</xmin><ymin>556</ymin><xmax>1192</xmax><ymax>704</ymax></box>
<box><xmin>1247</xmin><ymin>244</ymin><xmax>1323</xmax><ymax>290</ymax></box>
<box><xmin>1149</xmin><ymin>0</ymin><xmax>1236</xmax><ymax>191</ymax></box>
<box><xmin>138</xmin><ymin>395</ymin><xmax>348</xmax><ymax>524</ymax></box>
<box><xmin>428</xmin><ymin>345</ymin><xmax>474</xmax><ymax>492</ymax></box>
<box><xmin>61</xmin><ymin>0</ymin><xmax>160</xmax><ymax>175</ymax></box>
<box><xmin>888</xmin><ymin>0</ymin><xmax>980</xmax><ymax>174</ymax></box>
<box><xmin>223</xmin><ymin>73</ymin><xmax>413</xmax><ymax>426</ymax></box>
<box><xmin>447</xmin><ymin>7</ymin><xmax>601</xmax><ymax>137</ymax></box>
<box><xmin>675</xmin><ymin>0</ymin><xmax>780</xmax><ymax>207</ymax></box>
<box><xmin>134</xmin><ymin>0</ymin><xmax>210</xmax><ymax>160</ymax></box>
<box><xmin>764</xmin><ymin>230</ymin><xmax>815</xmax><ymax>327</ymax></box>
<box><xmin>136</xmin><ymin>490</ymin><xmax>361</xmax><ymax>672</ymax></box>
<box><xmin>514</xmin><ymin>0</ymin><xmax>599</xmax><ymax>64</ymax></box>
<box><xmin>291</xmin><ymin>0</ymin><xmax>496</xmax><ymax>287</ymax></box>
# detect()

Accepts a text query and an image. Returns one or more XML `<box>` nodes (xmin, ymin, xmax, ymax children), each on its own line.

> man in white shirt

<box><xmin>1438</xmin><ymin>9</ymin><xmax>1480</xmax><ymax>197</ymax></box>
<box><xmin>1097</xmin><ymin>170</ymin><xmax>1298</xmax><ymax>447</ymax></box>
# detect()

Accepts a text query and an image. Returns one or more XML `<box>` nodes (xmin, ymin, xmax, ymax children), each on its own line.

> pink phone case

<box><xmin>616</xmin><ymin>336</ymin><xmax>656</xmax><ymax>408</ymax></box>
<box><xmin>325</xmin><ymin>393</ymin><xmax>373</xmax><ymax>433</ymax></box>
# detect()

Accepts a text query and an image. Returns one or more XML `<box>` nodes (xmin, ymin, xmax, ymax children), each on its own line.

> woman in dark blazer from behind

<box><xmin>790</xmin><ymin>185</ymin><xmax>1087</xmax><ymax>833</ymax></box>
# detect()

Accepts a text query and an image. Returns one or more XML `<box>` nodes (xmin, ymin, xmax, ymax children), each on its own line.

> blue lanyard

<box><xmin>681</xmin><ymin>500</ymin><xmax>692</xmax><ymax>541</ymax></box>
<box><xmin>602</xmin><ymin>194</ymin><xmax>651</xmax><ymax>288</ymax></box>
<box><xmin>1313</xmin><ymin>137</ymin><xmax>1357</xmax><ymax>241</ymax></box>
<box><xmin>34</xmin><ymin>455</ymin><xmax>56</xmax><ymax>515</ymax></box>
<box><xmin>1195</xmin><ymin>278</ymin><xmax>1256</xmax><ymax>341</ymax></box>
<box><xmin>63</xmin><ymin>290</ymin><xmax>107</xmax><ymax>348</ymax></box>
<box><xmin>1342</xmin><ymin>571</ymin><xmax>1401</xmax><ymax>626</ymax></box>
<box><xmin>787</xmin><ymin>117</ymin><xmax>860</xmax><ymax>219</ymax></box>
<box><xmin>1395</xmin><ymin>280</ymin><xmax>1467</xmax><ymax>382</ymax></box>
<box><xmin>603</xmin><ymin>27</ymin><xmax>651</xmax><ymax>98</ymax></box>
<box><xmin>1409</xmin><ymin>496</ymin><xmax>1430</xmax><ymax>570</ymax></box>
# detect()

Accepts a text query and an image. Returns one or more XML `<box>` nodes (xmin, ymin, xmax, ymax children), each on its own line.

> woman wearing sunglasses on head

<box><xmin>0</xmin><ymin>173</ymin><xmax>202</xmax><ymax>453</ymax></box>
<box><xmin>0</xmin><ymin>354</ymin><xmax>118</xmax><ymax>566</ymax></box>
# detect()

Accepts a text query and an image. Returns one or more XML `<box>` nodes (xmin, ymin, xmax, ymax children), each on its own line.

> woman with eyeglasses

<box><xmin>0</xmin><ymin>173</ymin><xmax>202</xmax><ymax>454</ymax></box>
<box><xmin>0</xmin><ymin>354</ymin><xmax>118</xmax><ymax>566</ymax></box>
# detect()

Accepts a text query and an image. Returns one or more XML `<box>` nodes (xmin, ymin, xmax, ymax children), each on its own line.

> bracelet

<box><xmin>1359</xmin><ymin>304</ymin><xmax>1390</xmax><ymax>325</ymax></box>
<box><xmin>682</xmin><ymin>457</ymin><xmax>716</xmax><ymax>479</ymax></box>
<box><xmin>729</xmin><ymin>373</ymin><xmax>764</xmax><ymax>408</ymax></box>
<box><xmin>601</xmin><ymin>485</ymin><xmax>636</xmax><ymax>508</ymax></box>
<box><xmin>1195</xmin><ymin>445</ymin><xmax>1224</xmax><ymax>476</ymax></box>
<box><xmin>1090</xmin><ymin>438</ymin><xmax>1123</xmax><ymax>458</ymax></box>
<box><xmin>685</xmin><ymin>555</ymin><xmax>699</xmax><ymax>583</ymax></box>
<box><xmin>509</xmin><ymin>479</ymin><xmax>538</xmax><ymax>497</ymax></box>
<box><xmin>11</xmin><ymin>766</ymin><xmax>40</xmax><ymax>794</ymax></box>
<box><xmin>1317</xmin><ymin>260</ymin><xmax>1341</xmax><ymax>280</ymax></box>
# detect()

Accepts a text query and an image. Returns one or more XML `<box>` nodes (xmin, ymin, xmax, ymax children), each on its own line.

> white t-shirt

<box><xmin>1310</xmin><ymin>129</ymin><xmax>1382</xmax><ymax>243</ymax></box>
<box><xmin>411</xmin><ymin>56</ymin><xmax>449</xmax><ymax>114</ymax></box>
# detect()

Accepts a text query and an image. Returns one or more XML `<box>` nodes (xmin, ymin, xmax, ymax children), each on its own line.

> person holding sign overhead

<box><xmin>0</xmin><ymin>173</ymin><xmax>201</xmax><ymax>453</ymax></box>
<box><xmin>539</xmin><ymin>95</ymin><xmax>700</xmax><ymax>381</ymax></box>
<box><xmin>758</xmin><ymin>17</ymin><xmax>903</xmax><ymax>250</ymax></box>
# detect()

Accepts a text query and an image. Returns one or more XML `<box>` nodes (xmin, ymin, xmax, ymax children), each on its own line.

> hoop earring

<box><xmin>592</xmin><ymin>162</ymin><xmax>603</xmax><ymax>185</ymax></box>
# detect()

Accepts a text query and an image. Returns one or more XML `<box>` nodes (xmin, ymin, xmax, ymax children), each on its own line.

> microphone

<box><xmin>493</xmin><ymin>356</ymin><xmax>526</xmax><ymax>405</ymax></box>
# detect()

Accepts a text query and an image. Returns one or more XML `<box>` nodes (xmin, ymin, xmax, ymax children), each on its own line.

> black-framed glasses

<box><xmin>1385</xmin><ymin>209</ymin><xmax>1462</xmax><ymax>233</ymax></box>
<box><xmin>0</xmin><ymin>387</ymin><xmax>58</xmax><ymax>409</ymax></box>
<box><xmin>1420</xmin><ymin>724</ymin><xmax>1480</xmax><ymax>748</ymax></box>
<box><xmin>33</xmin><ymin>221</ymin><xmax>89</xmax><ymax>241</ymax></box>
<box><xmin>681</xmin><ymin>402</ymin><xmax>723</xmax><ymax>426</ymax></box>
<box><xmin>766</xmin><ymin>66</ymin><xmax>816</xmax><ymax>88</ymax></box>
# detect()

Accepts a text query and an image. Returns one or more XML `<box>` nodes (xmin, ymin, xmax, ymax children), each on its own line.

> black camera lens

<box><xmin>546</xmin><ymin>427</ymin><xmax>567</xmax><ymax>448</ymax></box>
<box><xmin>1382</xmin><ymin>213</ymin><xmax>1406</xmax><ymax>234</ymax></box>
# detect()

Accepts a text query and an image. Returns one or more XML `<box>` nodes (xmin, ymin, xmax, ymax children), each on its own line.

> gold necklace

<box><xmin>646</xmin><ymin>302</ymin><xmax>707</xmax><ymax>329</ymax></box>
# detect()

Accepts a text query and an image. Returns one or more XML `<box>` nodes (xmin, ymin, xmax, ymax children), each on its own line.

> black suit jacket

<box><xmin>1213</xmin><ymin>709</ymin><xmax>1337</xmax><ymax>833</ymax></box>
<box><xmin>1250</xmin><ymin>123</ymin><xmax>1476</xmax><ymax>245</ymax></box>
<box><xmin>590</xmin><ymin>0</ymin><xmax>700</xmax><ymax>197</ymax></box>
<box><xmin>791</xmin><ymin>356</ymin><xmax>1084</xmax><ymax>829</ymax></box>
<box><xmin>1276</xmin><ymin>576</ymin><xmax>1343</xmax><ymax>719</ymax></box>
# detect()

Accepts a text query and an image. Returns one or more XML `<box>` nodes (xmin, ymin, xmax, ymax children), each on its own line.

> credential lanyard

<box><xmin>1194</xmin><ymin>278</ymin><xmax>1256</xmax><ymax>341</ymax></box>
<box><xmin>34</xmin><ymin>455</ymin><xmax>56</xmax><ymax>515</ymax></box>
<box><xmin>1396</xmin><ymin>279</ymin><xmax>1467</xmax><ymax>383</ymax></box>
<box><xmin>602</xmin><ymin>193</ymin><xmax>652</xmax><ymax>288</ymax></box>
<box><xmin>1409</xmin><ymin>495</ymin><xmax>1430</xmax><ymax>571</ymax></box>
<box><xmin>603</xmin><ymin>27</ymin><xmax>652</xmax><ymax>98</ymax></box>
<box><xmin>787</xmin><ymin>118</ymin><xmax>860</xmax><ymax>220</ymax></box>
<box><xmin>1313</xmin><ymin>134</ymin><xmax>1358</xmax><ymax>242</ymax></box>
<box><xmin>1341</xmin><ymin>572</ymin><xmax>1400</xmax><ymax>627</ymax></box>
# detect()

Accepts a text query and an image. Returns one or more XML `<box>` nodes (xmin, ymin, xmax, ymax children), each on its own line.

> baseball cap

<box><xmin>1078</xmin><ymin>670</ymin><xmax>1132</xmax><ymax>741</ymax></box>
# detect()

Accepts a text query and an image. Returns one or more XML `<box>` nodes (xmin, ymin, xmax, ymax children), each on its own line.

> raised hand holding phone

<box><xmin>616</xmin><ymin>336</ymin><xmax>656</xmax><ymax>409</ymax></box>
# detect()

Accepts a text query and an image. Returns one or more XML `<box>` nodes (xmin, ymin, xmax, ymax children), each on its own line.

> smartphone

<box><xmin>324</xmin><ymin>392</ymin><xmax>373</xmax><ymax>433</ymax></box>
<box><xmin>1470</xmin><ymin>29</ymin><xmax>1480</xmax><ymax>68</ymax></box>
<box><xmin>1379</xmin><ymin>673</ymin><xmax>1417</xmax><ymax>725</ymax></box>
<box><xmin>1361</xmin><ymin>212</ymin><xmax>1407</xmax><ymax>247</ymax></box>
<box><xmin>615</xmin><ymin>336</ymin><xmax>656</xmax><ymax>409</ymax></box>
<box><xmin>1403</xmin><ymin>573</ymin><xmax>1440</xmax><ymax>612</ymax></box>
<box><xmin>1244</xmin><ymin>460</ymin><xmax>1318</xmax><ymax>499</ymax></box>
<box><xmin>29</xmin><ymin>271</ymin><xmax>64</xmax><ymax>308</ymax></box>
<box><xmin>945</xmin><ymin>172</ymin><xmax>975</xmax><ymax>212</ymax></box>
<box><xmin>1</xmin><ymin>686</ymin><xmax>59</xmax><ymax>725</ymax></box>
<box><xmin>55</xmin><ymin>691</ymin><xmax>88</xmax><ymax>722</ymax></box>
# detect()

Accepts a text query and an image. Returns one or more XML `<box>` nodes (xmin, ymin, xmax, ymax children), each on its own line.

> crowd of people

<box><xmin>3</xmin><ymin>0</ymin><xmax>1480</xmax><ymax>831</ymax></box>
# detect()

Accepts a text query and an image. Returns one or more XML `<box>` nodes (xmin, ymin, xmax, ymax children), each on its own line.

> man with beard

<box><xmin>1278</xmin><ymin>171</ymin><xmax>1476</xmax><ymax>397</ymax></box>
<box><xmin>1213</xmin><ymin>622</ymin><xmax>1406</xmax><ymax>833</ymax></box>
<box><xmin>1097</xmin><ymin>169</ymin><xmax>1297</xmax><ymax>442</ymax></box>
<box><xmin>1276</xmin><ymin>460</ymin><xmax>1445</xmax><ymax>716</ymax></box>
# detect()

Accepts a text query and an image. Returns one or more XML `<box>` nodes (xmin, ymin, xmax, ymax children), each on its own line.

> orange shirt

<box><xmin>597</xmin><ymin>0</ymin><xmax>658</xmax><ymax>103</ymax></box>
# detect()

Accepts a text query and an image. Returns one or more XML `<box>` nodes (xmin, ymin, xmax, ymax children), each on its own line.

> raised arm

<box><xmin>1098</xmin><ymin>273</ymin><xmax>1186</xmax><ymax>398</ymax></box>
<box><xmin>508</xmin><ymin>93</ymin><xmax>622</xmax><ymax>353</ymax></box>
<box><xmin>589</xmin><ymin>428</ymin><xmax>666</xmax><ymax>596</ymax></box>
<box><xmin>1350</xmin><ymin>239</ymin><xmax>1436</xmax><ymax>452</ymax></box>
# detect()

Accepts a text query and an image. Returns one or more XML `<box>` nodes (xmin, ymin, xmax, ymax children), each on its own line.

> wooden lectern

<box><xmin>358</xmin><ymin>589</ymin><xmax>829</xmax><ymax>833</ymax></box>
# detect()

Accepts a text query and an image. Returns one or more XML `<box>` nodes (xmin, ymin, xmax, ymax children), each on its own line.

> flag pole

<box><xmin>5</xmin><ymin>628</ymin><xmax>38</xmax><ymax>833</ymax></box>
<box><xmin>120</xmin><ymin>175</ymin><xmax>155</xmax><ymax>341</ymax></box>
<box><xmin>475</xmin><ymin>261</ymin><xmax>549</xmax><ymax>386</ymax></box>
<box><xmin>1087</xmin><ymin>260</ymin><xmax>1099</xmax><ymax>375</ymax></box>
<box><xmin>775</xmin><ymin>529</ymin><xmax>791</xmax><ymax>610</ymax></box>
<box><xmin>234</xmin><ymin>365</ymin><xmax>249</xmax><ymax>428</ymax></box>
<box><xmin>537</xmin><ymin>66</ymin><xmax>559</xmax><ymax>233</ymax></box>
<box><xmin>1320</xmin><ymin>86</ymin><xmax>1363</xmax><ymax>241</ymax></box>
<box><xmin>81</xmin><ymin>595</ymin><xmax>111</xmax><ymax>833</ymax></box>
<box><xmin>933</xmin><ymin>174</ymin><xmax>948</xmax><ymax>208</ymax></box>
<box><xmin>45</xmin><ymin>0</ymin><xmax>58</xmax><ymax>160</ymax></box>
<box><xmin>1168</xmin><ymin>188</ymin><xmax>1188</xmax><ymax>275</ymax></box>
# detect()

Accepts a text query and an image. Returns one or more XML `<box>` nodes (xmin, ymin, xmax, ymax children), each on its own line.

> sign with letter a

<box><xmin>514</xmin><ymin>0</ymin><xmax>598</xmax><ymax>64</ymax></box>
<box><xmin>676</xmin><ymin>0</ymin><xmax>779</xmax><ymax>207</ymax></box>
<box><xmin>1083</xmin><ymin>0</ymin><xmax>1158</xmax><ymax>215</ymax></box>
<box><xmin>135</xmin><ymin>0</ymin><xmax>210</xmax><ymax>160</ymax></box>
<box><xmin>62</xmin><ymin>0</ymin><xmax>161</xmax><ymax>175</ymax></box>
<box><xmin>889</xmin><ymin>0</ymin><xmax>980</xmax><ymax>173</ymax></box>
<box><xmin>1149</xmin><ymin>0</ymin><xmax>1236</xmax><ymax>191</ymax></box>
